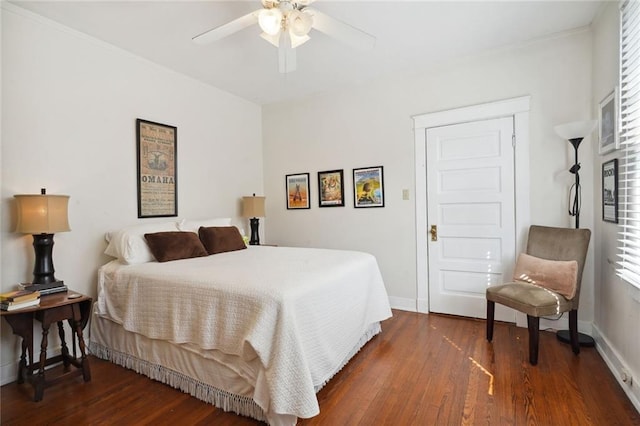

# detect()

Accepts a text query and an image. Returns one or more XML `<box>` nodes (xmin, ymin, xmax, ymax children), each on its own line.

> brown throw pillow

<box><xmin>144</xmin><ymin>232</ymin><xmax>208</xmax><ymax>262</ymax></box>
<box><xmin>198</xmin><ymin>226</ymin><xmax>247</xmax><ymax>255</ymax></box>
<box><xmin>513</xmin><ymin>253</ymin><xmax>578</xmax><ymax>299</ymax></box>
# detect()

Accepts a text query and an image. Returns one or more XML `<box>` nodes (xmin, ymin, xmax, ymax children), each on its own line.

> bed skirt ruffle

<box><xmin>89</xmin><ymin>320</ymin><xmax>381</xmax><ymax>425</ymax></box>
<box><xmin>89</xmin><ymin>341</ymin><xmax>268</xmax><ymax>422</ymax></box>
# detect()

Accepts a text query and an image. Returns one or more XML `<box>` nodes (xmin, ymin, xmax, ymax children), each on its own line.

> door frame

<box><xmin>413</xmin><ymin>96</ymin><xmax>531</xmax><ymax>314</ymax></box>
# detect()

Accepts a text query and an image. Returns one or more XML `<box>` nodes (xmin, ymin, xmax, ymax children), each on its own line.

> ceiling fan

<box><xmin>192</xmin><ymin>0</ymin><xmax>376</xmax><ymax>73</ymax></box>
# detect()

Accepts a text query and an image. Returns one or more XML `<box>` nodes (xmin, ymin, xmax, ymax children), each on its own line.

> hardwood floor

<box><xmin>2</xmin><ymin>310</ymin><xmax>639</xmax><ymax>425</ymax></box>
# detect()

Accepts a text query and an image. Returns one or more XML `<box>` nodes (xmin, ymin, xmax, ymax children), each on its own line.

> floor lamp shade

<box><xmin>554</xmin><ymin>120</ymin><xmax>597</xmax><ymax>141</ymax></box>
<box><xmin>14</xmin><ymin>191</ymin><xmax>70</xmax><ymax>286</ymax></box>
<box><xmin>242</xmin><ymin>194</ymin><xmax>265</xmax><ymax>245</ymax></box>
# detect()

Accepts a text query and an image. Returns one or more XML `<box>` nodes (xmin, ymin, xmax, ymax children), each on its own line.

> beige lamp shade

<box><xmin>242</xmin><ymin>195</ymin><xmax>266</xmax><ymax>218</ymax></box>
<box><xmin>14</xmin><ymin>193</ymin><xmax>71</xmax><ymax>234</ymax></box>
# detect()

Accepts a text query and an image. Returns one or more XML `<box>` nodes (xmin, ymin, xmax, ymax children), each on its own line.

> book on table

<box><xmin>18</xmin><ymin>281</ymin><xmax>66</xmax><ymax>291</ymax></box>
<box><xmin>38</xmin><ymin>285</ymin><xmax>68</xmax><ymax>296</ymax></box>
<box><xmin>0</xmin><ymin>289</ymin><xmax>41</xmax><ymax>303</ymax></box>
<box><xmin>1</xmin><ymin>297</ymin><xmax>40</xmax><ymax>311</ymax></box>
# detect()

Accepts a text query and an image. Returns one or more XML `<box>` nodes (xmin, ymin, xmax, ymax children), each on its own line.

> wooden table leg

<box><xmin>2</xmin><ymin>313</ymin><xmax>34</xmax><ymax>385</ymax></box>
<box><xmin>57</xmin><ymin>321</ymin><xmax>71</xmax><ymax>372</ymax></box>
<box><xmin>72</xmin><ymin>305</ymin><xmax>91</xmax><ymax>382</ymax></box>
<box><xmin>34</xmin><ymin>323</ymin><xmax>51</xmax><ymax>402</ymax></box>
<box><xmin>18</xmin><ymin>338</ymin><xmax>28</xmax><ymax>383</ymax></box>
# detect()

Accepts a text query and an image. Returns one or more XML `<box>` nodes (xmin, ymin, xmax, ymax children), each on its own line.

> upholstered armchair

<box><xmin>486</xmin><ymin>225</ymin><xmax>591</xmax><ymax>365</ymax></box>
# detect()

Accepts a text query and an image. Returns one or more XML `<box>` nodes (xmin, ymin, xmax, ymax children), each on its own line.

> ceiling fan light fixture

<box><xmin>260</xmin><ymin>31</ymin><xmax>280</xmax><ymax>47</ymax></box>
<box><xmin>193</xmin><ymin>0</ymin><xmax>377</xmax><ymax>74</ymax></box>
<box><xmin>288</xmin><ymin>9</ymin><xmax>313</xmax><ymax>37</ymax></box>
<box><xmin>258</xmin><ymin>8</ymin><xmax>283</xmax><ymax>36</ymax></box>
<box><xmin>289</xmin><ymin>31</ymin><xmax>310</xmax><ymax>48</ymax></box>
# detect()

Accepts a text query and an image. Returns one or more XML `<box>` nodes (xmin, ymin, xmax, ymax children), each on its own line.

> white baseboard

<box><xmin>388</xmin><ymin>296</ymin><xmax>418</xmax><ymax>312</ymax></box>
<box><xmin>1</xmin><ymin>360</ymin><xmax>18</xmax><ymax>387</ymax></box>
<box><xmin>540</xmin><ymin>317</ymin><xmax>592</xmax><ymax>336</ymax></box>
<box><xmin>416</xmin><ymin>298</ymin><xmax>429</xmax><ymax>313</ymax></box>
<box><xmin>592</xmin><ymin>325</ymin><xmax>640</xmax><ymax>413</ymax></box>
<box><xmin>515</xmin><ymin>313</ymin><xmax>592</xmax><ymax>336</ymax></box>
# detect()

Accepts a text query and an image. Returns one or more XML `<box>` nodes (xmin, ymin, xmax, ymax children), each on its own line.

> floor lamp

<box><xmin>554</xmin><ymin>120</ymin><xmax>597</xmax><ymax>347</ymax></box>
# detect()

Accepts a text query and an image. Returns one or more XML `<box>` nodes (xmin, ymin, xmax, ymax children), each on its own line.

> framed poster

<box><xmin>602</xmin><ymin>159</ymin><xmax>618</xmax><ymax>223</ymax></box>
<box><xmin>353</xmin><ymin>166</ymin><xmax>384</xmax><ymax>208</ymax></box>
<box><xmin>599</xmin><ymin>87</ymin><xmax>619</xmax><ymax>154</ymax></box>
<box><xmin>136</xmin><ymin>119</ymin><xmax>178</xmax><ymax>218</ymax></box>
<box><xmin>286</xmin><ymin>173</ymin><xmax>310</xmax><ymax>209</ymax></box>
<box><xmin>318</xmin><ymin>169</ymin><xmax>345</xmax><ymax>207</ymax></box>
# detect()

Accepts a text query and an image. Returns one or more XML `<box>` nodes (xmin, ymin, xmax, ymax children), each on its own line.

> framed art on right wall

<box><xmin>353</xmin><ymin>166</ymin><xmax>384</xmax><ymax>208</ymax></box>
<box><xmin>602</xmin><ymin>159</ymin><xmax>618</xmax><ymax>223</ymax></box>
<box><xmin>599</xmin><ymin>87</ymin><xmax>619</xmax><ymax>154</ymax></box>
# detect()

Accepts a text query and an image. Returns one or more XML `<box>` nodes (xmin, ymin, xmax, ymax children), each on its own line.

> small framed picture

<box><xmin>286</xmin><ymin>173</ymin><xmax>310</xmax><ymax>209</ymax></box>
<box><xmin>602</xmin><ymin>159</ymin><xmax>618</xmax><ymax>223</ymax></box>
<box><xmin>318</xmin><ymin>169</ymin><xmax>344</xmax><ymax>207</ymax></box>
<box><xmin>599</xmin><ymin>87</ymin><xmax>619</xmax><ymax>154</ymax></box>
<box><xmin>353</xmin><ymin>166</ymin><xmax>384</xmax><ymax>208</ymax></box>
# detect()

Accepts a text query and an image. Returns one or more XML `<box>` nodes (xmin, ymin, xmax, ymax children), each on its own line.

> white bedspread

<box><xmin>95</xmin><ymin>246</ymin><xmax>392</xmax><ymax>420</ymax></box>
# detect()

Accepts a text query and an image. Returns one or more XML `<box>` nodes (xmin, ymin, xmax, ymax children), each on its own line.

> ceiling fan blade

<box><xmin>306</xmin><ymin>8</ymin><xmax>376</xmax><ymax>50</ymax></box>
<box><xmin>192</xmin><ymin>11</ymin><xmax>259</xmax><ymax>45</ymax></box>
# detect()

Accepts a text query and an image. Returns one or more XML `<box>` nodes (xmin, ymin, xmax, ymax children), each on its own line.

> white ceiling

<box><xmin>8</xmin><ymin>1</ymin><xmax>604</xmax><ymax>105</ymax></box>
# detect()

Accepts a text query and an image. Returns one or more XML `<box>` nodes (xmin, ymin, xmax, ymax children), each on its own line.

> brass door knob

<box><xmin>430</xmin><ymin>225</ymin><xmax>438</xmax><ymax>241</ymax></box>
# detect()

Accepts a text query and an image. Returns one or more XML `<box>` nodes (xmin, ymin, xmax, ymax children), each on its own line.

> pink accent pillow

<box><xmin>513</xmin><ymin>253</ymin><xmax>578</xmax><ymax>299</ymax></box>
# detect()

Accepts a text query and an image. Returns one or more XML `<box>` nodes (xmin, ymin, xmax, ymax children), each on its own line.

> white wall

<box><xmin>591</xmin><ymin>2</ymin><xmax>640</xmax><ymax>409</ymax></box>
<box><xmin>0</xmin><ymin>5</ymin><xmax>262</xmax><ymax>383</ymax></box>
<box><xmin>263</xmin><ymin>29</ymin><xmax>595</xmax><ymax>318</ymax></box>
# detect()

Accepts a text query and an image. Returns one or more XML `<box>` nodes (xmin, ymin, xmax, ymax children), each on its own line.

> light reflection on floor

<box><xmin>432</xmin><ymin>324</ymin><xmax>495</xmax><ymax>395</ymax></box>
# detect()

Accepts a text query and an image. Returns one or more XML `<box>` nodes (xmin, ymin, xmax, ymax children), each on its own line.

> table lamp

<box><xmin>14</xmin><ymin>188</ymin><xmax>70</xmax><ymax>288</ymax></box>
<box><xmin>242</xmin><ymin>194</ymin><xmax>265</xmax><ymax>245</ymax></box>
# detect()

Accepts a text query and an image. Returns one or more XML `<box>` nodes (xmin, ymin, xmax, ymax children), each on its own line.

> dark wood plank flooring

<box><xmin>2</xmin><ymin>310</ymin><xmax>639</xmax><ymax>425</ymax></box>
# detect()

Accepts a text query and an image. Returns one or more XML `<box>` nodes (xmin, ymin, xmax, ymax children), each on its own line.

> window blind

<box><xmin>617</xmin><ymin>0</ymin><xmax>640</xmax><ymax>289</ymax></box>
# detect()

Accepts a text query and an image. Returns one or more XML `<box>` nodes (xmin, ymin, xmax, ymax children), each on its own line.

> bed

<box><xmin>89</xmin><ymin>220</ymin><xmax>392</xmax><ymax>425</ymax></box>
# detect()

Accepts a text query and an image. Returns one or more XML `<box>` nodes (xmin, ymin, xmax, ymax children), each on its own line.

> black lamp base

<box><xmin>31</xmin><ymin>233</ymin><xmax>63</xmax><ymax>286</ymax></box>
<box><xmin>556</xmin><ymin>330</ymin><xmax>595</xmax><ymax>347</ymax></box>
<box><xmin>249</xmin><ymin>217</ymin><xmax>260</xmax><ymax>246</ymax></box>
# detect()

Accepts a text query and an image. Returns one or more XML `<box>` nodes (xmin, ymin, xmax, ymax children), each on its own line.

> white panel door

<box><xmin>426</xmin><ymin>117</ymin><xmax>516</xmax><ymax>320</ymax></box>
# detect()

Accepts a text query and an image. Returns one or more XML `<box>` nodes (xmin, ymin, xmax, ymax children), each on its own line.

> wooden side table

<box><xmin>1</xmin><ymin>291</ymin><xmax>92</xmax><ymax>401</ymax></box>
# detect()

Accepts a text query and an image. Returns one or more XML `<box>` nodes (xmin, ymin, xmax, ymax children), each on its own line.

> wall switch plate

<box><xmin>402</xmin><ymin>189</ymin><xmax>410</xmax><ymax>200</ymax></box>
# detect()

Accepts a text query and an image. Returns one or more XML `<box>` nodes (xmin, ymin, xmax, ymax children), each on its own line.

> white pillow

<box><xmin>104</xmin><ymin>221</ymin><xmax>179</xmax><ymax>264</ymax></box>
<box><xmin>176</xmin><ymin>217</ymin><xmax>232</xmax><ymax>232</ymax></box>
